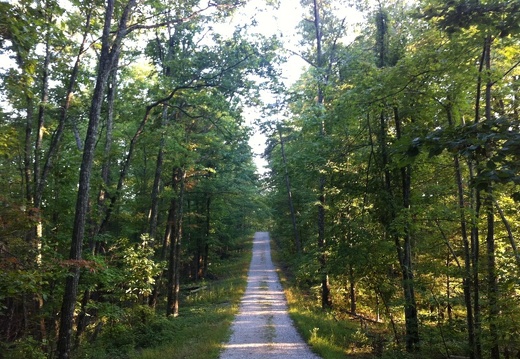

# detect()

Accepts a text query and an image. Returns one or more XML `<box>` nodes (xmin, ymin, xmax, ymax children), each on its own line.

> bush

<box><xmin>2</xmin><ymin>337</ymin><xmax>46</xmax><ymax>359</ymax></box>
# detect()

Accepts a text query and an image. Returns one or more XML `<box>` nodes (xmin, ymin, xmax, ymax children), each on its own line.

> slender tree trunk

<box><xmin>446</xmin><ymin>103</ymin><xmax>476</xmax><ymax>359</ymax></box>
<box><xmin>167</xmin><ymin>167</ymin><xmax>186</xmax><ymax>317</ymax></box>
<box><xmin>311</xmin><ymin>0</ymin><xmax>331</xmax><ymax>310</ymax></box>
<box><xmin>150</xmin><ymin>198</ymin><xmax>175</xmax><ymax>308</ymax></box>
<box><xmin>32</xmin><ymin>6</ymin><xmax>51</xmax><ymax>254</ymax></box>
<box><xmin>56</xmin><ymin>1</ymin><xmax>136</xmax><ymax>357</ymax></box>
<box><xmin>75</xmin><ymin>60</ymin><xmax>119</xmax><ymax>347</ymax></box>
<box><xmin>24</xmin><ymin>95</ymin><xmax>34</xmax><ymax>215</ymax></box>
<box><xmin>27</xmin><ymin>3</ymin><xmax>53</xmax><ymax>342</ymax></box>
<box><xmin>486</xmin><ymin>186</ymin><xmax>499</xmax><ymax>359</ymax></box>
<box><xmin>148</xmin><ymin>105</ymin><xmax>170</xmax><ymax>308</ymax></box>
<box><xmin>494</xmin><ymin>200</ymin><xmax>520</xmax><ymax>268</ymax></box>
<box><xmin>148</xmin><ymin>105</ymin><xmax>167</xmax><ymax>239</ymax></box>
<box><xmin>148</xmin><ymin>138</ymin><xmax>163</xmax><ymax>238</ymax></box>
<box><xmin>348</xmin><ymin>264</ymin><xmax>356</xmax><ymax>314</ymax></box>
<box><xmin>95</xmin><ymin>64</ymin><xmax>117</xmax><ymax>236</ymax></box>
<box><xmin>470</xmin><ymin>175</ymin><xmax>482</xmax><ymax>359</ymax></box>
<box><xmin>37</xmin><ymin>7</ymin><xmax>92</xmax><ymax>205</ymax></box>
<box><xmin>277</xmin><ymin>124</ymin><xmax>300</xmax><ymax>254</ymax></box>
<box><xmin>203</xmin><ymin>194</ymin><xmax>211</xmax><ymax>277</ymax></box>
<box><xmin>172</xmin><ymin>171</ymin><xmax>185</xmax><ymax>316</ymax></box>
<box><xmin>394</xmin><ymin>108</ymin><xmax>419</xmax><ymax>351</ymax></box>
<box><xmin>446</xmin><ymin>255</ymin><xmax>452</xmax><ymax>321</ymax></box>
<box><xmin>467</xmin><ymin>37</ymin><xmax>489</xmax><ymax>359</ymax></box>
<box><xmin>401</xmin><ymin>188</ymin><xmax>419</xmax><ymax>351</ymax></box>
<box><xmin>164</xmin><ymin>203</ymin><xmax>176</xmax><ymax>314</ymax></box>
<box><xmin>34</xmin><ymin>8</ymin><xmax>51</xmax><ymax>194</ymax></box>
<box><xmin>483</xmin><ymin>34</ymin><xmax>500</xmax><ymax>359</ymax></box>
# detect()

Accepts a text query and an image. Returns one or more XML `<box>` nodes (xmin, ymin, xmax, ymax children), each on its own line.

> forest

<box><xmin>0</xmin><ymin>0</ymin><xmax>519</xmax><ymax>358</ymax></box>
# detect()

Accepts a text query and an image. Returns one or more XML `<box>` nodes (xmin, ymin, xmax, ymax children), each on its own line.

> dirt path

<box><xmin>219</xmin><ymin>232</ymin><xmax>321</xmax><ymax>359</ymax></box>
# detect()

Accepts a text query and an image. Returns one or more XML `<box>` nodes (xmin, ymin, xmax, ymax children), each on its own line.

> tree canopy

<box><xmin>1</xmin><ymin>0</ymin><xmax>520</xmax><ymax>358</ymax></box>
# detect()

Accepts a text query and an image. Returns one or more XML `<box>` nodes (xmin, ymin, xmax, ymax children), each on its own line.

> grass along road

<box><xmin>219</xmin><ymin>231</ymin><xmax>321</xmax><ymax>359</ymax></box>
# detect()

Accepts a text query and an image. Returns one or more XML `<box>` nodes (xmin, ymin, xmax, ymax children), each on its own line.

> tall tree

<box><xmin>57</xmin><ymin>1</ymin><xmax>136</xmax><ymax>357</ymax></box>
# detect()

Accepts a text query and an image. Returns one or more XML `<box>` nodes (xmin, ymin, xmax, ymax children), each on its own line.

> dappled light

<box><xmin>1</xmin><ymin>0</ymin><xmax>519</xmax><ymax>358</ymax></box>
<box><xmin>220</xmin><ymin>232</ymin><xmax>320</xmax><ymax>358</ymax></box>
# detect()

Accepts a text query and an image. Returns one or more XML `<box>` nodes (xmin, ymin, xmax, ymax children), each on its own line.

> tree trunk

<box><xmin>484</xmin><ymin>34</ymin><xmax>499</xmax><ymax>359</ymax></box>
<box><xmin>311</xmin><ymin>0</ymin><xmax>331</xmax><ymax>310</ymax></box>
<box><xmin>167</xmin><ymin>167</ymin><xmax>186</xmax><ymax>317</ymax></box>
<box><xmin>486</xmin><ymin>186</ymin><xmax>499</xmax><ymax>359</ymax></box>
<box><xmin>277</xmin><ymin>124</ymin><xmax>300</xmax><ymax>254</ymax></box>
<box><xmin>56</xmin><ymin>1</ymin><xmax>136</xmax><ymax>357</ymax></box>
<box><xmin>348</xmin><ymin>264</ymin><xmax>356</xmax><ymax>314</ymax></box>
<box><xmin>35</xmin><ymin>7</ymin><xmax>92</xmax><ymax>346</ymax></box>
<box><xmin>148</xmin><ymin>106</ymin><xmax>167</xmax><ymax>239</ymax></box>
<box><xmin>470</xmin><ymin>177</ymin><xmax>482</xmax><ymax>359</ymax></box>
<box><xmin>23</xmin><ymin>95</ymin><xmax>34</xmax><ymax>218</ymax></box>
<box><xmin>494</xmin><ymin>199</ymin><xmax>520</xmax><ymax>268</ymax></box>
<box><xmin>151</xmin><ymin>197</ymin><xmax>175</xmax><ymax>308</ymax></box>
<box><xmin>394</xmin><ymin>108</ymin><xmax>419</xmax><ymax>351</ymax></box>
<box><xmin>75</xmin><ymin>59</ymin><xmax>119</xmax><ymax>347</ymax></box>
<box><xmin>466</xmin><ymin>36</ymin><xmax>489</xmax><ymax>359</ymax></box>
<box><xmin>148</xmin><ymin>105</ymin><xmax>170</xmax><ymax>308</ymax></box>
<box><xmin>32</xmin><ymin>5</ymin><xmax>51</xmax><ymax>256</ymax></box>
<box><xmin>203</xmin><ymin>194</ymin><xmax>211</xmax><ymax>277</ymax></box>
<box><xmin>446</xmin><ymin>103</ymin><xmax>476</xmax><ymax>359</ymax></box>
<box><xmin>95</xmin><ymin>63</ymin><xmax>118</xmax><ymax>238</ymax></box>
<box><xmin>28</xmin><ymin>2</ymin><xmax>53</xmax><ymax>342</ymax></box>
<box><xmin>446</xmin><ymin>255</ymin><xmax>452</xmax><ymax>321</ymax></box>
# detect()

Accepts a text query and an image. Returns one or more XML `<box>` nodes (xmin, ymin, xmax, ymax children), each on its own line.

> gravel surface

<box><xmin>220</xmin><ymin>232</ymin><xmax>321</xmax><ymax>359</ymax></box>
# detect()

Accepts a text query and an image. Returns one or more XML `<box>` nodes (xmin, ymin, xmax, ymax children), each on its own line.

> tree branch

<box><xmin>125</xmin><ymin>2</ymin><xmax>243</xmax><ymax>34</ymax></box>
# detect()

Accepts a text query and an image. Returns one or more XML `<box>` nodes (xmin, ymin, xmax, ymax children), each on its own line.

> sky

<box><xmin>218</xmin><ymin>0</ymin><xmax>308</xmax><ymax>175</ymax></box>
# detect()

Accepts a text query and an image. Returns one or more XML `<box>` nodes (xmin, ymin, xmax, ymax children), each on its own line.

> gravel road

<box><xmin>219</xmin><ymin>232</ymin><xmax>321</xmax><ymax>359</ymax></box>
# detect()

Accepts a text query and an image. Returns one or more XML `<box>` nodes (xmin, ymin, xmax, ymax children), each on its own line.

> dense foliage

<box><xmin>0</xmin><ymin>0</ymin><xmax>275</xmax><ymax>357</ymax></box>
<box><xmin>2</xmin><ymin>0</ymin><xmax>520</xmax><ymax>358</ymax></box>
<box><xmin>265</xmin><ymin>0</ymin><xmax>520</xmax><ymax>358</ymax></box>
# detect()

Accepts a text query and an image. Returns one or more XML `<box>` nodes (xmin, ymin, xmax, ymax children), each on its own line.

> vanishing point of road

<box><xmin>220</xmin><ymin>231</ymin><xmax>321</xmax><ymax>359</ymax></box>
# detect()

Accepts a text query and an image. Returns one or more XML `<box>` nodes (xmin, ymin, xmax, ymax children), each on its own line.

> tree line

<box><xmin>0</xmin><ymin>0</ymin><xmax>277</xmax><ymax>357</ymax></box>
<box><xmin>265</xmin><ymin>0</ymin><xmax>520</xmax><ymax>358</ymax></box>
<box><xmin>1</xmin><ymin>0</ymin><xmax>520</xmax><ymax>358</ymax></box>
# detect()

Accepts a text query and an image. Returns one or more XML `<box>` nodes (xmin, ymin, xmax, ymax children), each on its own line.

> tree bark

<box><xmin>312</xmin><ymin>0</ymin><xmax>331</xmax><ymax>310</ymax></box>
<box><xmin>446</xmin><ymin>103</ymin><xmax>476</xmax><ymax>359</ymax></box>
<box><xmin>167</xmin><ymin>167</ymin><xmax>186</xmax><ymax>317</ymax></box>
<box><xmin>470</xmin><ymin>173</ymin><xmax>482</xmax><ymax>359</ymax></box>
<box><xmin>277</xmin><ymin>124</ymin><xmax>300</xmax><ymax>254</ymax></box>
<box><xmin>203</xmin><ymin>194</ymin><xmax>211</xmax><ymax>277</ymax></box>
<box><xmin>75</xmin><ymin>57</ymin><xmax>119</xmax><ymax>347</ymax></box>
<box><xmin>23</xmin><ymin>95</ymin><xmax>34</xmax><ymax>208</ymax></box>
<box><xmin>56</xmin><ymin>1</ymin><xmax>136</xmax><ymax>357</ymax></box>
<box><xmin>150</xmin><ymin>195</ymin><xmax>175</xmax><ymax>309</ymax></box>
<box><xmin>148</xmin><ymin>108</ymin><xmax>167</xmax><ymax>308</ymax></box>
<box><xmin>148</xmin><ymin>105</ymin><xmax>167</xmax><ymax>240</ymax></box>
<box><xmin>486</xmin><ymin>186</ymin><xmax>499</xmax><ymax>359</ymax></box>
<box><xmin>394</xmin><ymin>107</ymin><xmax>419</xmax><ymax>351</ymax></box>
<box><xmin>348</xmin><ymin>264</ymin><xmax>356</xmax><ymax>314</ymax></box>
<box><xmin>32</xmin><ymin>4</ymin><xmax>51</xmax><ymax>252</ymax></box>
<box><xmin>484</xmin><ymin>34</ymin><xmax>499</xmax><ymax>359</ymax></box>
